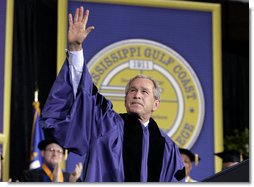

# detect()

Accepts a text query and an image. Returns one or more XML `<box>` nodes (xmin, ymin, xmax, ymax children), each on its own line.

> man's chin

<box><xmin>128</xmin><ymin>109</ymin><xmax>141</xmax><ymax>114</ymax></box>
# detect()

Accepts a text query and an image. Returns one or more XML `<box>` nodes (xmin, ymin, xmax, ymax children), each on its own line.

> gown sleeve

<box><xmin>160</xmin><ymin>136</ymin><xmax>186</xmax><ymax>182</ymax></box>
<box><xmin>40</xmin><ymin>57</ymin><xmax>120</xmax><ymax>155</ymax></box>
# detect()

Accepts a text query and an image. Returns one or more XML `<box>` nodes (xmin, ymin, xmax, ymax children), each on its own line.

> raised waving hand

<box><xmin>68</xmin><ymin>6</ymin><xmax>95</xmax><ymax>51</ymax></box>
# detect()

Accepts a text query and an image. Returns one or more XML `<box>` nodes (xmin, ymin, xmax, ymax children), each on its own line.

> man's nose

<box><xmin>133</xmin><ymin>90</ymin><xmax>142</xmax><ymax>98</ymax></box>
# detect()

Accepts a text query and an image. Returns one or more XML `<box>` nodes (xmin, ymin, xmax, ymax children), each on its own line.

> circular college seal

<box><xmin>87</xmin><ymin>39</ymin><xmax>205</xmax><ymax>148</ymax></box>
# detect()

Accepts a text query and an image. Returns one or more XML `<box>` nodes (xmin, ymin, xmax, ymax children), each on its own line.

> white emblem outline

<box><xmin>88</xmin><ymin>39</ymin><xmax>205</xmax><ymax>148</ymax></box>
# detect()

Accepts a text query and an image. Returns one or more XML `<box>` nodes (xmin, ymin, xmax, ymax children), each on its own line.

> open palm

<box><xmin>68</xmin><ymin>7</ymin><xmax>94</xmax><ymax>48</ymax></box>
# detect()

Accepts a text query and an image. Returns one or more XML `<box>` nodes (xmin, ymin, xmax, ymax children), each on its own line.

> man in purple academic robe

<box><xmin>40</xmin><ymin>6</ymin><xmax>185</xmax><ymax>182</ymax></box>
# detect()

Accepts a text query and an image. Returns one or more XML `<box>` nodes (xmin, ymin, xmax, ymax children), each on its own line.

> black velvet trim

<box><xmin>174</xmin><ymin>167</ymin><xmax>186</xmax><ymax>181</ymax></box>
<box><xmin>121</xmin><ymin>113</ymin><xmax>143</xmax><ymax>182</ymax></box>
<box><xmin>121</xmin><ymin>114</ymin><xmax>165</xmax><ymax>182</ymax></box>
<box><xmin>147</xmin><ymin>118</ymin><xmax>165</xmax><ymax>182</ymax></box>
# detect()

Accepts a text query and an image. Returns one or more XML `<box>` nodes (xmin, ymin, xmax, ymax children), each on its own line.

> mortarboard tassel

<box><xmin>240</xmin><ymin>151</ymin><xmax>243</xmax><ymax>162</ymax></box>
<box><xmin>195</xmin><ymin>154</ymin><xmax>199</xmax><ymax>166</ymax></box>
<box><xmin>64</xmin><ymin>149</ymin><xmax>68</xmax><ymax>161</ymax></box>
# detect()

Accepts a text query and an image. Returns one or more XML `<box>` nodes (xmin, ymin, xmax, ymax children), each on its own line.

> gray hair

<box><xmin>125</xmin><ymin>74</ymin><xmax>162</xmax><ymax>100</ymax></box>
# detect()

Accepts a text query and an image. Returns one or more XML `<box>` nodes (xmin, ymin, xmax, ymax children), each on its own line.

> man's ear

<box><xmin>41</xmin><ymin>150</ymin><xmax>45</xmax><ymax>157</ymax></box>
<box><xmin>152</xmin><ymin>100</ymin><xmax>160</xmax><ymax>112</ymax></box>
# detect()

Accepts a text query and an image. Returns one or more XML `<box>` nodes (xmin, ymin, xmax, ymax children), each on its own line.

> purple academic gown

<box><xmin>40</xmin><ymin>58</ymin><xmax>185</xmax><ymax>182</ymax></box>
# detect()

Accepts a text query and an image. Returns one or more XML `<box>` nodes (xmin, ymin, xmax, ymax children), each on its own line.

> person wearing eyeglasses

<box><xmin>20</xmin><ymin>139</ymin><xmax>82</xmax><ymax>182</ymax></box>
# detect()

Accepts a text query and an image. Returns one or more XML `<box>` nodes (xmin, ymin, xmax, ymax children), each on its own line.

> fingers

<box><xmin>68</xmin><ymin>13</ymin><xmax>73</xmax><ymax>28</ymax></box>
<box><xmin>74</xmin><ymin>6</ymin><xmax>87</xmax><ymax>23</ymax></box>
<box><xmin>84</xmin><ymin>10</ymin><xmax>95</xmax><ymax>35</ymax></box>
<box><xmin>53</xmin><ymin>162</ymin><xmax>61</xmax><ymax>182</ymax></box>
<box><xmin>71</xmin><ymin>7</ymin><xmax>90</xmax><ymax>27</ymax></box>
<box><xmin>78</xmin><ymin>6</ymin><xmax>84</xmax><ymax>22</ymax></box>
<box><xmin>69</xmin><ymin>163</ymin><xmax>83</xmax><ymax>182</ymax></box>
<box><xmin>86</xmin><ymin>26</ymin><xmax>95</xmax><ymax>35</ymax></box>
<box><xmin>75</xmin><ymin>162</ymin><xmax>83</xmax><ymax>178</ymax></box>
<box><xmin>82</xmin><ymin>9</ymin><xmax>89</xmax><ymax>26</ymax></box>
<box><xmin>75</xmin><ymin>162</ymin><xmax>82</xmax><ymax>172</ymax></box>
<box><xmin>53</xmin><ymin>161</ymin><xmax>61</xmax><ymax>172</ymax></box>
<box><xmin>78</xmin><ymin>162</ymin><xmax>83</xmax><ymax>170</ymax></box>
<box><xmin>74</xmin><ymin>7</ymin><xmax>79</xmax><ymax>23</ymax></box>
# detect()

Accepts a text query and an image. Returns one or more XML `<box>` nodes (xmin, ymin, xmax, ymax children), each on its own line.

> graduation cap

<box><xmin>38</xmin><ymin>139</ymin><xmax>68</xmax><ymax>160</ymax></box>
<box><xmin>179</xmin><ymin>148</ymin><xmax>201</xmax><ymax>166</ymax></box>
<box><xmin>214</xmin><ymin>150</ymin><xmax>248</xmax><ymax>163</ymax></box>
<box><xmin>38</xmin><ymin>139</ymin><xmax>62</xmax><ymax>150</ymax></box>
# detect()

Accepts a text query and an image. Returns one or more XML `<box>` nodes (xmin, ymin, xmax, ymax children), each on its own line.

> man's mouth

<box><xmin>131</xmin><ymin>101</ymin><xmax>143</xmax><ymax>106</ymax></box>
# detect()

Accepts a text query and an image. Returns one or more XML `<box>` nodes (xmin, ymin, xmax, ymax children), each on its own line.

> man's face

<box><xmin>125</xmin><ymin>78</ymin><xmax>160</xmax><ymax>121</ymax></box>
<box><xmin>41</xmin><ymin>143</ymin><xmax>64</xmax><ymax>167</ymax></box>
<box><xmin>181</xmin><ymin>153</ymin><xmax>192</xmax><ymax>177</ymax></box>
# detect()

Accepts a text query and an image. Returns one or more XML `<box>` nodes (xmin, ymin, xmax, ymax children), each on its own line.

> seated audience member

<box><xmin>179</xmin><ymin>148</ymin><xmax>201</xmax><ymax>182</ymax></box>
<box><xmin>20</xmin><ymin>139</ymin><xmax>82</xmax><ymax>182</ymax></box>
<box><xmin>214</xmin><ymin>150</ymin><xmax>248</xmax><ymax>170</ymax></box>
